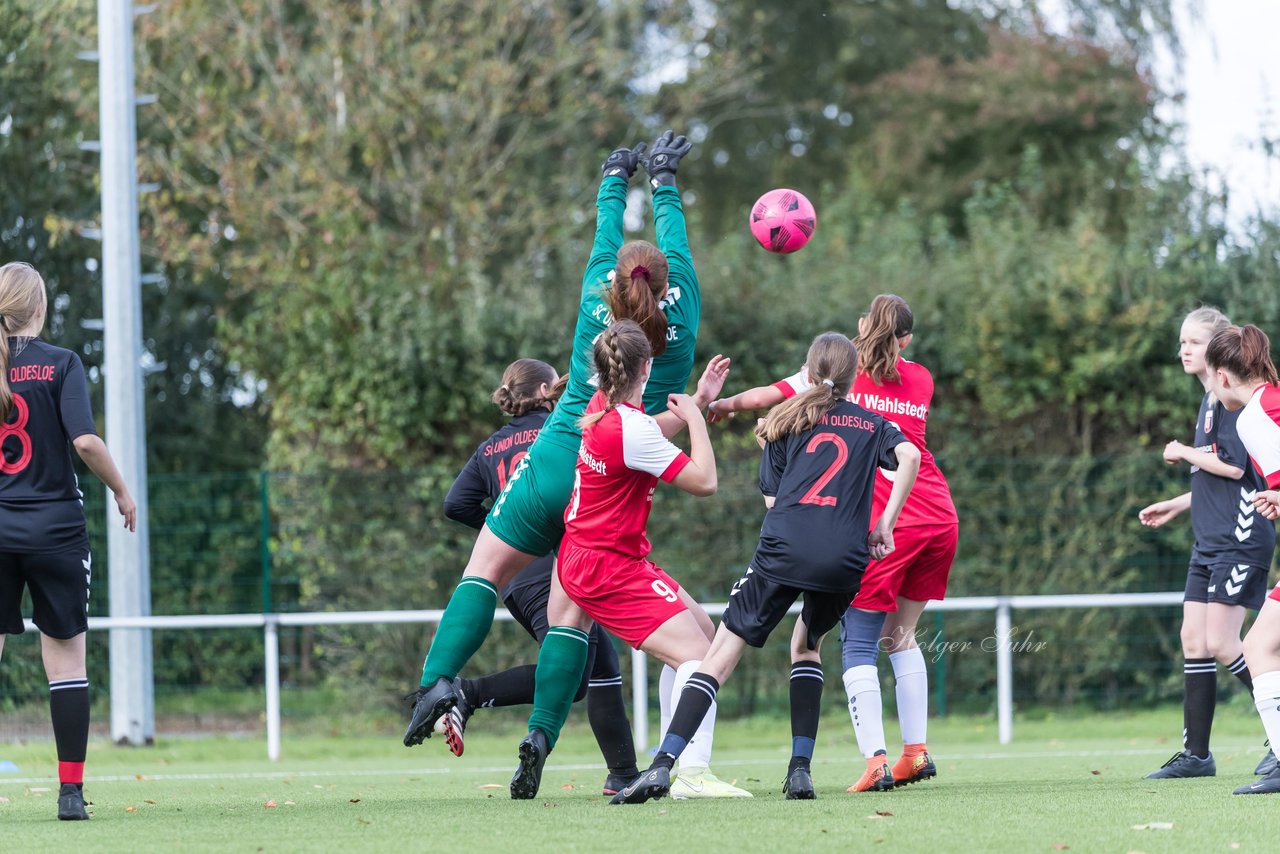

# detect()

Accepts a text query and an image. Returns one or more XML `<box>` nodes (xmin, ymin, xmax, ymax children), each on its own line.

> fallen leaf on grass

<box><xmin>657</xmin><ymin>810</ymin><xmax>667</xmax><ymax>816</ymax></box>
<box><xmin>865</xmin><ymin>814</ymin><xmax>888</xmax><ymax>820</ymax></box>
<box><xmin>479</xmin><ymin>784</ymin><xmax>503</xmax><ymax>790</ymax></box>
<box><xmin>28</xmin><ymin>787</ymin><xmax>50</xmax><ymax>794</ymax></box>
<box><xmin>284</xmin><ymin>801</ymin><xmax>295</xmax><ymax>806</ymax></box>
<box><xmin>1131</xmin><ymin>822</ymin><xmax>1173</xmax><ymax>831</ymax></box>
<box><xmin>561</xmin><ymin>784</ymin><xmax>575</xmax><ymax>790</ymax></box>
<box><xmin>126</xmin><ymin>806</ymin><xmax>139</xmax><ymax>812</ymax></box>
<box><xmin>144</xmin><ymin>799</ymin><xmax>156</xmax><ymax>804</ymax></box>
<box><xmin>1090</xmin><ymin>770</ymin><xmax>1101</xmax><ymax>775</ymax></box>
<box><xmin>1053</xmin><ymin>845</ymin><xmax>1069</xmax><ymax>851</ymax></box>
<box><xmin>876</xmin><ymin>810</ymin><xmax>893</xmax><ymax>817</ymax></box>
<box><xmin>264</xmin><ymin>800</ymin><xmax>277</xmax><ymax>809</ymax></box>
<box><xmin>357</xmin><ymin>818</ymin><xmax>370</xmax><ymax>825</ymax></box>
<box><xmin>542</xmin><ymin>802</ymin><xmax>559</xmax><ymax>809</ymax></box>
<box><xmin>349</xmin><ymin>798</ymin><xmax>361</xmax><ymax>804</ymax></box>
<box><xmin>0</xmin><ymin>797</ymin><xmax>9</xmax><ymax>804</ymax></box>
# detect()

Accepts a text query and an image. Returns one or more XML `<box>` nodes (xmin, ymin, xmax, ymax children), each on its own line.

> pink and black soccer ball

<box><xmin>749</xmin><ymin>188</ymin><xmax>816</xmax><ymax>254</ymax></box>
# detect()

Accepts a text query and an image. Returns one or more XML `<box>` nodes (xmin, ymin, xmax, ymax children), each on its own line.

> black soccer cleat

<box><xmin>510</xmin><ymin>729</ymin><xmax>551</xmax><ymax>800</ymax></box>
<box><xmin>402</xmin><ymin>677</ymin><xmax>457</xmax><ymax>747</ymax></box>
<box><xmin>440</xmin><ymin>678</ymin><xmax>474</xmax><ymax>757</ymax></box>
<box><xmin>57</xmin><ymin>783</ymin><xmax>90</xmax><ymax>821</ymax></box>
<box><xmin>783</xmin><ymin>765</ymin><xmax>816</xmax><ymax>800</ymax></box>
<box><xmin>609</xmin><ymin>765</ymin><xmax>671</xmax><ymax>805</ymax></box>
<box><xmin>1144</xmin><ymin>750</ymin><xmax>1215</xmax><ymax>779</ymax></box>
<box><xmin>602</xmin><ymin>770</ymin><xmax>642</xmax><ymax>797</ymax></box>
<box><xmin>1234</xmin><ymin>765</ymin><xmax>1280</xmax><ymax>794</ymax></box>
<box><xmin>1255</xmin><ymin>746</ymin><xmax>1277</xmax><ymax>776</ymax></box>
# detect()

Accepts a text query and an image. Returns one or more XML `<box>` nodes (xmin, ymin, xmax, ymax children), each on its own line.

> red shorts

<box><xmin>1269</xmin><ymin>582</ymin><xmax>1280</xmax><ymax>604</ymax></box>
<box><xmin>557</xmin><ymin>539</ymin><xmax>686</xmax><ymax>649</ymax></box>
<box><xmin>852</xmin><ymin>523</ymin><xmax>958</xmax><ymax>612</ymax></box>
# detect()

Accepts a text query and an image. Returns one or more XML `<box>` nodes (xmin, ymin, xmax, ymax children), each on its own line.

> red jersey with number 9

<box><xmin>774</xmin><ymin>357</ymin><xmax>957</xmax><ymax>528</ymax></box>
<box><xmin>0</xmin><ymin>338</ymin><xmax>98</xmax><ymax>552</ymax></box>
<box><xmin>562</xmin><ymin>392</ymin><xmax>690</xmax><ymax>559</ymax></box>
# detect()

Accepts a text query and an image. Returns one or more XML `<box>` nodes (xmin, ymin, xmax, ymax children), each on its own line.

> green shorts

<box><xmin>485</xmin><ymin>437</ymin><xmax>578</xmax><ymax>558</ymax></box>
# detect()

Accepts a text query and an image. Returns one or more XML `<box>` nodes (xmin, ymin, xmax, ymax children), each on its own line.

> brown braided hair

<box><xmin>579</xmin><ymin>319</ymin><xmax>652</xmax><ymax>429</ymax></box>
<box><xmin>491</xmin><ymin>358</ymin><xmax>560</xmax><ymax>417</ymax></box>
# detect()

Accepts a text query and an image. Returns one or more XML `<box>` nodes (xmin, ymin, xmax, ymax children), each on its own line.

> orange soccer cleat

<box><xmin>891</xmin><ymin>745</ymin><xmax>937</xmax><ymax>787</ymax></box>
<box><xmin>848</xmin><ymin>756</ymin><xmax>894</xmax><ymax>793</ymax></box>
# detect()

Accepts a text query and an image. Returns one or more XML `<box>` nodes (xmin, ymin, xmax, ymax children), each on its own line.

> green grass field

<box><xmin>1</xmin><ymin>706</ymin><xmax>1274</xmax><ymax>853</ymax></box>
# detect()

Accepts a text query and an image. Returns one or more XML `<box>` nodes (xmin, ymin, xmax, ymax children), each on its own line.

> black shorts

<box><xmin>502</xmin><ymin>560</ymin><xmax>620</xmax><ymax>683</ymax></box>
<box><xmin>1184</xmin><ymin>561</ymin><xmax>1269</xmax><ymax>610</ymax></box>
<box><xmin>722</xmin><ymin>565</ymin><xmax>857</xmax><ymax>650</ymax></box>
<box><xmin>0</xmin><ymin>547</ymin><xmax>92</xmax><ymax>639</ymax></box>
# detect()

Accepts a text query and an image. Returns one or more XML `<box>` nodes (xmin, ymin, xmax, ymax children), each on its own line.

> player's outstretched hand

<box><xmin>1138</xmin><ymin>500</ymin><xmax>1179</xmax><ymax>528</ymax></box>
<box><xmin>116</xmin><ymin>490</ymin><xmax>138</xmax><ymax>532</ymax></box>
<box><xmin>602</xmin><ymin>142</ymin><xmax>647</xmax><ymax>180</ymax></box>
<box><xmin>644</xmin><ymin>130</ymin><xmax>692</xmax><ymax>188</ymax></box>
<box><xmin>694</xmin><ymin>355</ymin><xmax>731</xmax><ymax>414</ymax></box>
<box><xmin>868</xmin><ymin>520</ymin><xmax>895</xmax><ymax>561</ymax></box>
<box><xmin>706</xmin><ymin>400</ymin><xmax>735</xmax><ymax>425</ymax></box>
<box><xmin>667</xmin><ymin>393</ymin><xmax>704</xmax><ymax>424</ymax></box>
<box><xmin>1254</xmin><ymin>490</ymin><xmax>1280</xmax><ymax>521</ymax></box>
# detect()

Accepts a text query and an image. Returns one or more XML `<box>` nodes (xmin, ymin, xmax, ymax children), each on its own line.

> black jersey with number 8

<box><xmin>753</xmin><ymin>399</ymin><xmax>907</xmax><ymax>592</ymax></box>
<box><xmin>0</xmin><ymin>339</ymin><xmax>98</xmax><ymax>552</ymax></box>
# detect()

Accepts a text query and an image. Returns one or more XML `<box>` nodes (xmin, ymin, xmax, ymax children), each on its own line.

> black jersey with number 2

<box><xmin>0</xmin><ymin>339</ymin><xmax>98</xmax><ymax>552</ymax></box>
<box><xmin>753</xmin><ymin>399</ymin><xmax>907</xmax><ymax>593</ymax></box>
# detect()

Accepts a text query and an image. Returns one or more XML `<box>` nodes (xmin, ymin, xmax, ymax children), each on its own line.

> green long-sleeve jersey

<box><xmin>538</xmin><ymin>175</ymin><xmax>702</xmax><ymax>452</ymax></box>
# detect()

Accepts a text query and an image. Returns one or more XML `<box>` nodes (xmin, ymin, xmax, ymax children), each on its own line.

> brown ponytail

<box><xmin>608</xmin><ymin>241</ymin><xmax>669</xmax><ymax>357</ymax></box>
<box><xmin>0</xmin><ymin>262</ymin><xmax>49</xmax><ymax>423</ymax></box>
<box><xmin>757</xmin><ymin>332</ymin><xmax>857</xmax><ymax>443</ymax></box>
<box><xmin>854</xmin><ymin>294</ymin><xmax>913</xmax><ymax>385</ymax></box>
<box><xmin>1207</xmin><ymin>324</ymin><xmax>1280</xmax><ymax>385</ymax></box>
<box><xmin>579</xmin><ymin>320</ymin><xmax>652</xmax><ymax>429</ymax></box>
<box><xmin>491</xmin><ymin>358</ymin><xmax>560</xmax><ymax>417</ymax></box>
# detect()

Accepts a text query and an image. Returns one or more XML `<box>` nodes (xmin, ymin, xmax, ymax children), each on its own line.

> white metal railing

<box><xmin>21</xmin><ymin>591</ymin><xmax>1184</xmax><ymax>759</ymax></box>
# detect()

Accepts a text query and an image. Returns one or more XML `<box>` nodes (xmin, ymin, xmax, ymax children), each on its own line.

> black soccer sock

<box><xmin>50</xmin><ymin>679</ymin><xmax>90</xmax><ymax>785</ymax></box>
<box><xmin>1183</xmin><ymin>657</ymin><xmax>1216</xmax><ymax>759</ymax></box>
<box><xmin>789</xmin><ymin>661</ymin><xmax>824</xmax><ymax>766</ymax></box>
<box><xmin>655</xmin><ymin>673</ymin><xmax>720</xmax><ymax>770</ymax></box>
<box><xmin>588</xmin><ymin>678</ymin><xmax>639</xmax><ymax>776</ymax></box>
<box><xmin>1227</xmin><ymin>654</ymin><xmax>1253</xmax><ymax>692</ymax></box>
<box><xmin>464</xmin><ymin>664</ymin><xmax>537</xmax><ymax>708</ymax></box>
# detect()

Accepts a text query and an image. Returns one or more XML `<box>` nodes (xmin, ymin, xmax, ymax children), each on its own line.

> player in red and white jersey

<box><xmin>708</xmin><ymin>294</ymin><xmax>958</xmax><ymax>790</ymax></box>
<box><xmin>611</xmin><ymin>332</ymin><xmax>920</xmax><ymax>805</ymax></box>
<box><xmin>511</xmin><ymin>320</ymin><xmax>749</xmax><ymax>801</ymax></box>
<box><xmin>0</xmin><ymin>262</ymin><xmax>136</xmax><ymax>820</ymax></box>
<box><xmin>1206</xmin><ymin>323</ymin><xmax>1280</xmax><ymax>795</ymax></box>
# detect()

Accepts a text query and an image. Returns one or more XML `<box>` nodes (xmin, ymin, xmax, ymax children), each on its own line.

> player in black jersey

<box><xmin>611</xmin><ymin>332</ymin><xmax>921</xmax><ymax>804</ymax></box>
<box><xmin>1138</xmin><ymin>308</ymin><xmax>1277</xmax><ymax>779</ymax></box>
<box><xmin>433</xmin><ymin>358</ymin><xmax>640</xmax><ymax>795</ymax></box>
<box><xmin>0</xmin><ymin>262</ymin><xmax>137</xmax><ymax>821</ymax></box>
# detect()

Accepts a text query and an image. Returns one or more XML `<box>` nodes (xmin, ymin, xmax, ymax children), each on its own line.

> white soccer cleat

<box><xmin>669</xmin><ymin>768</ymin><xmax>753</xmax><ymax>799</ymax></box>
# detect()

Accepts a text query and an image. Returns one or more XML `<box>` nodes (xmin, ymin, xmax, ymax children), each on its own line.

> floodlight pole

<box><xmin>98</xmin><ymin>0</ymin><xmax>154</xmax><ymax>745</ymax></box>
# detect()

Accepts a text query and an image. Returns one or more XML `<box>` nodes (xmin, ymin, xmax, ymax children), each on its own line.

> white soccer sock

<box><xmin>844</xmin><ymin>665</ymin><xmax>886</xmax><ymax>758</ymax></box>
<box><xmin>674</xmin><ymin>659</ymin><xmax>716</xmax><ymax>771</ymax></box>
<box><xmin>658</xmin><ymin>664</ymin><xmax>676</xmax><ymax>744</ymax></box>
<box><xmin>1253</xmin><ymin>670</ymin><xmax>1280</xmax><ymax>751</ymax></box>
<box><xmin>890</xmin><ymin>647</ymin><xmax>929</xmax><ymax>746</ymax></box>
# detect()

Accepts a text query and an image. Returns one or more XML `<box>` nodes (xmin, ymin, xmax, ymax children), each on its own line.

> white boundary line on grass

<box><xmin>1</xmin><ymin>744</ymin><xmax>1265</xmax><ymax>786</ymax></box>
